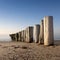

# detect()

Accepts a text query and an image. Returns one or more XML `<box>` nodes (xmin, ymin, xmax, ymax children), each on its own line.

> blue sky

<box><xmin>0</xmin><ymin>0</ymin><xmax>60</xmax><ymax>40</ymax></box>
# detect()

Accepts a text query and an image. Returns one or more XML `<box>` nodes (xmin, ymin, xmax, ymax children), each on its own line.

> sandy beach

<box><xmin>0</xmin><ymin>40</ymin><xmax>59</xmax><ymax>60</ymax></box>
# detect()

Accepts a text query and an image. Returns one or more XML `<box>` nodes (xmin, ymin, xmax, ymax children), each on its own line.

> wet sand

<box><xmin>0</xmin><ymin>40</ymin><xmax>60</xmax><ymax>60</ymax></box>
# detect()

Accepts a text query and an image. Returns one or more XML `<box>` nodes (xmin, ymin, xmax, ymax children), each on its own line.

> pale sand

<box><xmin>0</xmin><ymin>40</ymin><xmax>60</xmax><ymax>60</ymax></box>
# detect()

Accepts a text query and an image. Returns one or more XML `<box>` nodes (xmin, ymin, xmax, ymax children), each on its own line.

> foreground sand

<box><xmin>0</xmin><ymin>40</ymin><xmax>60</xmax><ymax>60</ymax></box>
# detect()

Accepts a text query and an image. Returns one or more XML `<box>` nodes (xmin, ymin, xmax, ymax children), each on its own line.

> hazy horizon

<box><xmin>0</xmin><ymin>0</ymin><xmax>60</xmax><ymax>41</ymax></box>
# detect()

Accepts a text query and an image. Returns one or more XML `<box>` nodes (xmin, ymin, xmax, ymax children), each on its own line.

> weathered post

<box><xmin>44</xmin><ymin>16</ymin><xmax>54</xmax><ymax>46</ymax></box>
<box><xmin>21</xmin><ymin>30</ymin><xmax>25</xmax><ymax>42</ymax></box>
<box><xmin>39</xmin><ymin>20</ymin><xmax>44</xmax><ymax>44</ymax></box>
<box><xmin>9</xmin><ymin>34</ymin><xmax>16</xmax><ymax>41</ymax></box>
<box><xmin>18</xmin><ymin>32</ymin><xmax>21</xmax><ymax>41</ymax></box>
<box><xmin>24</xmin><ymin>30</ymin><xmax>26</xmax><ymax>42</ymax></box>
<box><xmin>26</xmin><ymin>26</ymin><xmax>33</xmax><ymax>43</ymax></box>
<box><xmin>33</xmin><ymin>24</ymin><xmax>40</xmax><ymax>43</ymax></box>
<box><xmin>15</xmin><ymin>33</ymin><xmax>19</xmax><ymax>41</ymax></box>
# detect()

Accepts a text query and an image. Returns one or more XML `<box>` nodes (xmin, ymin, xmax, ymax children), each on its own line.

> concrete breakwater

<box><xmin>9</xmin><ymin>16</ymin><xmax>54</xmax><ymax>46</ymax></box>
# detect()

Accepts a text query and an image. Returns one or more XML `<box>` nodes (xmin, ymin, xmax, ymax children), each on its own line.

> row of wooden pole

<box><xmin>9</xmin><ymin>16</ymin><xmax>54</xmax><ymax>46</ymax></box>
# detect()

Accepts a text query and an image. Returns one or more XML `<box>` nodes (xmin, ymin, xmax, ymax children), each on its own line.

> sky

<box><xmin>0</xmin><ymin>0</ymin><xmax>60</xmax><ymax>41</ymax></box>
